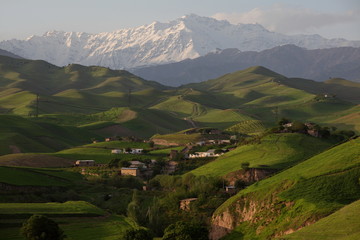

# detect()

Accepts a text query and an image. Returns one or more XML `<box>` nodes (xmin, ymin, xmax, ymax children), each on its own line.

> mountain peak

<box><xmin>1</xmin><ymin>15</ymin><xmax>359</xmax><ymax>70</ymax></box>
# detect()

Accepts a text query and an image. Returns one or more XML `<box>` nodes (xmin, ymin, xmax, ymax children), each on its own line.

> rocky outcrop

<box><xmin>224</xmin><ymin>168</ymin><xmax>276</xmax><ymax>186</ymax></box>
<box><xmin>210</xmin><ymin>190</ymin><xmax>295</xmax><ymax>240</ymax></box>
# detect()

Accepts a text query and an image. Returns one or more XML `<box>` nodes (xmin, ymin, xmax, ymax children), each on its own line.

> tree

<box><xmin>21</xmin><ymin>214</ymin><xmax>65</xmax><ymax>240</ymax></box>
<box><xmin>162</xmin><ymin>221</ymin><xmax>208</xmax><ymax>240</ymax></box>
<box><xmin>127</xmin><ymin>190</ymin><xmax>141</xmax><ymax>224</ymax></box>
<box><xmin>241</xmin><ymin>162</ymin><xmax>250</xmax><ymax>170</ymax></box>
<box><xmin>278</xmin><ymin>117</ymin><xmax>291</xmax><ymax>126</ymax></box>
<box><xmin>291</xmin><ymin>121</ymin><xmax>307</xmax><ymax>132</ymax></box>
<box><xmin>123</xmin><ymin>228</ymin><xmax>152</xmax><ymax>240</ymax></box>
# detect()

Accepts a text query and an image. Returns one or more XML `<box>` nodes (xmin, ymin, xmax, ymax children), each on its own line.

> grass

<box><xmin>193</xmin><ymin>109</ymin><xmax>253</xmax><ymax>129</ymax></box>
<box><xmin>281</xmin><ymin>199</ymin><xmax>360</xmax><ymax>240</ymax></box>
<box><xmin>0</xmin><ymin>166</ymin><xmax>81</xmax><ymax>186</ymax></box>
<box><xmin>151</xmin><ymin>132</ymin><xmax>203</xmax><ymax>145</ymax></box>
<box><xmin>214</xmin><ymin>137</ymin><xmax>360</xmax><ymax>239</ymax></box>
<box><xmin>0</xmin><ymin>201</ymin><xmax>105</xmax><ymax>216</ymax></box>
<box><xmin>0</xmin><ymin>153</ymin><xmax>74</xmax><ymax>168</ymax></box>
<box><xmin>0</xmin><ymin>115</ymin><xmax>99</xmax><ymax>156</ymax></box>
<box><xmin>0</xmin><ymin>215</ymin><xmax>135</xmax><ymax>240</ymax></box>
<box><xmin>190</xmin><ymin>133</ymin><xmax>333</xmax><ymax>177</ymax></box>
<box><xmin>226</xmin><ymin>120</ymin><xmax>266</xmax><ymax>135</ymax></box>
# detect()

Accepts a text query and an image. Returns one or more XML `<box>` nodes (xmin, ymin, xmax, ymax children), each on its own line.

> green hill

<box><xmin>281</xmin><ymin>199</ymin><xmax>360</xmax><ymax>240</ymax></box>
<box><xmin>1</xmin><ymin>57</ymin><xmax>359</xmax><ymax>139</ymax></box>
<box><xmin>0</xmin><ymin>202</ymin><xmax>135</xmax><ymax>240</ymax></box>
<box><xmin>0</xmin><ymin>166</ymin><xmax>82</xmax><ymax>187</ymax></box>
<box><xmin>0</xmin><ymin>153</ymin><xmax>74</xmax><ymax>168</ymax></box>
<box><xmin>190</xmin><ymin>133</ymin><xmax>333</xmax><ymax>177</ymax></box>
<box><xmin>211</xmin><ymin>137</ymin><xmax>360</xmax><ymax>240</ymax></box>
<box><xmin>0</xmin><ymin>115</ymin><xmax>98</xmax><ymax>155</ymax></box>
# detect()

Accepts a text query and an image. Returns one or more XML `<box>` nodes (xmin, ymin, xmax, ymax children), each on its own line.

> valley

<box><xmin>0</xmin><ymin>52</ymin><xmax>359</xmax><ymax>240</ymax></box>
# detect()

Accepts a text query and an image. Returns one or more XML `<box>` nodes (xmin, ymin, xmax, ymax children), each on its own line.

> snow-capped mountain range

<box><xmin>1</xmin><ymin>14</ymin><xmax>360</xmax><ymax>69</ymax></box>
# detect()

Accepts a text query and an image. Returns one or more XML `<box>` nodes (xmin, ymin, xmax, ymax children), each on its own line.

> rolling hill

<box><xmin>210</xmin><ymin>137</ymin><xmax>360</xmax><ymax>239</ymax></box>
<box><xmin>0</xmin><ymin>115</ymin><xmax>98</xmax><ymax>156</ymax></box>
<box><xmin>1</xmin><ymin>54</ymin><xmax>359</xmax><ymax>148</ymax></box>
<box><xmin>133</xmin><ymin>45</ymin><xmax>360</xmax><ymax>86</ymax></box>
<box><xmin>190</xmin><ymin>133</ymin><xmax>334</xmax><ymax>177</ymax></box>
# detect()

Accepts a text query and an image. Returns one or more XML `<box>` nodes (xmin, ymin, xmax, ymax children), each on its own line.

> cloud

<box><xmin>212</xmin><ymin>5</ymin><xmax>360</xmax><ymax>35</ymax></box>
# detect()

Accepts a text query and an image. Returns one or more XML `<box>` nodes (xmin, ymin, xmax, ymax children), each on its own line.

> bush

<box><xmin>123</xmin><ymin>228</ymin><xmax>152</xmax><ymax>240</ymax></box>
<box><xmin>20</xmin><ymin>214</ymin><xmax>65</xmax><ymax>240</ymax></box>
<box><xmin>162</xmin><ymin>221</ymin><xmax>208</xmax><ymax>240</ymax></box>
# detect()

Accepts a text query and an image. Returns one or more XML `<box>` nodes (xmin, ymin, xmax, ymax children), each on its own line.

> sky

<box><xmin>1</xmin><ymin>0</ymin><xmax>359</xmax><ymax>41</ymax></box>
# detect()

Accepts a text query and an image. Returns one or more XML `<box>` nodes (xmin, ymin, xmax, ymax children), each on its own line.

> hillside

<box><xmin>133</xmin><ymin>45</ymin><xmax>360</xmax><ymax>86</ymax></box>
<box><xmin>282</xmin><ymin>199</ymin><xmax>360</xmax><ymax>240</ymax></box>
<box><xmin>210</xmin><ymin>137</ymin><xmax>360</xmax><ymax>239</ymax></box>
<box><xmin>0</xmin><ymin>115</ymin><xmax>98</xmax><ymax>156</ymax></box>
<box><xmin>190</xmin><ymin>133</ymin><xmax>333</xmax><ymax>177</ymax></box>
<box><xmin>0</xmin><ymin>56</ymin><xmax>359</xmax><ymax>145</ymax></box>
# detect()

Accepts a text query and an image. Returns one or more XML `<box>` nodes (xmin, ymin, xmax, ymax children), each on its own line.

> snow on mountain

<box><xmin>1</xmin><ymin>14</ymin><xmax>359</xmax><ymax>69</ymax></box>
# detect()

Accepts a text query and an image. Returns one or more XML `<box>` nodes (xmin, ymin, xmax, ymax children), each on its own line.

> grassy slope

<box><xmin>190</xmin><ymin>133</ymin><xmax>333</xmax><ymax>177</ymax></box>
<box><xmin>226</xmin><ymin>120</ymin><xmax>266</xmax><ymax>135</ymax></box>
<box><xmin>0</xmin><ymin>201</ymin><xmax>104</xmax><ymax>216</ymax></box>
<box><xmin>281</xmin><ymin>199</ymin><xmax>360</xmax><ymax>240</ymax></box>
<box><xmin>0</xmin><ymin>166</ymin><xmax>82</xmax><ymax>186</ymax></box>
<box><xmin>217</xmin><ymin>137</ymin><xmax>360</xmax><ymax>239</ymax></box>
<box><xmin>0</xmin><ymin>153</ymin><xmax>74</xmax><ymax>168</ymax></box>
<box><xmin>0</xmin><ymin>115</ymin><xmax>98</xmax><ymax>155</ymax></box>
<box><xmin>0</xmin><ymin>202</ymin><xmax>134</xmax><ymax>240</ymax></box>
<box><xmin>1</xmin><ymin>215</ymin><xmax>134</xmax><ymax>240</ymax></box>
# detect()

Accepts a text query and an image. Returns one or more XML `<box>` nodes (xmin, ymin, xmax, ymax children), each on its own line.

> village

<box><xmin>74</xmin><ymin>128</ymin><xmax>241</xmax><ymax>202</ymax></box>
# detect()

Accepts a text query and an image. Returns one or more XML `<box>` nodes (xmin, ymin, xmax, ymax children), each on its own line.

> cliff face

<box><xmin>210</xmin><ymin>180</ymin><xmax>298</xmax><ymax>240</ymax></box>
<box><xmin>211</xmin><ymin>196</ymin><xmax>266</xmax><ymax>239</ymax></box>
<box><xmin>224</xmin><ymin>168</ymin><xmax>275</xmax><ymax>186</ymax></box>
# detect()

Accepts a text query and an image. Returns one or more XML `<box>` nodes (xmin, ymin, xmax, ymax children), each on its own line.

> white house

<box><xmin>123</xmin><ymin>148</ymin><xmax>143</xmax><ymax>154</ymax></box>
<box><xmin>111</xmin><ymin>149</ymin><xmax>122</xmax><ymax>154</ymax></box>
<box><xmin>188</xmin><ymin>149</ymin><xmax>222</xmax><ymax>158</ymax></box>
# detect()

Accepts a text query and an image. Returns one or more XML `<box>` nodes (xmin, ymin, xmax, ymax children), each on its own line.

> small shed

<box><xmin>121</xmin><ymin>167</ymin><xmax>140</xmax><ymax>177</ymax></box>
<box><xmin>111</xmin><ymin>149</ymin><xmax>122</xmax><ymax>154</ymax></box>
<box><xmin>75</xmin><ymin>160</ymin><xmax>95</xmax><ymax>167</ymax></box>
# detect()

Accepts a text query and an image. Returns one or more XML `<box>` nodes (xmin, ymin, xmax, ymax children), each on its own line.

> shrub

<box><xmin>123</xmin><ymin>228</ymin><xmax>152</xmax><ymax>240</ymax></box>
<box><xmin>20</xmin><ymin>214</ymin><xmax>65</xmax><ymax>240</ymax></box>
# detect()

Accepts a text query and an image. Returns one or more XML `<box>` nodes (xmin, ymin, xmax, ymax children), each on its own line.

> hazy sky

<box><xmin>1</xmin><ymin>0</ymin><xmax>359</xmax><ymax>41</ymax></box>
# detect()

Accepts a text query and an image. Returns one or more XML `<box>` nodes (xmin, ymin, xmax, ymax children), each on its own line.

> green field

<box><xmin>190</xmin><ymin>133</ymin><xmax>333</xmax><ymax>177</ymax></box>
<box><xmin>282</xmin><ymin>199</ymin><xmax>360</xmax><ymax>240</ymax></box>
<box><xmin>0</xmin><ymin>166</ymin><xmax>81</xmax><ymax>186</ymax></box>
<box><xmin>0</xmin><ymin>201</ymin><xmax>105</xmax><ymax>216</ymax></box>
<box><xmin>0</xmin><ymin>201</ymin><xmax>135</xmax><ymax>240</ymax></box>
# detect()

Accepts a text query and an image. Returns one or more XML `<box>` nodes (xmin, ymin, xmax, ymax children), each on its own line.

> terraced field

<box><xmin>226</xmin><ymin>120</ymin><xmax>266</xmax><ymax>135</ymax></box>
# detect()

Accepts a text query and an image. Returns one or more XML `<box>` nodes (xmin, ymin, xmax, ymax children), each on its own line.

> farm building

<box><xmin>75</xmin><ymin>160</ymin><xmax>95</xmax><ymax>167</ymax></box>
<box><xmin>111</xmin><ymin>149</ymin><xmax>122</xmax><ymax>154</ymax></box>
<box><xmin>123</xmin><ymin>148</ymin><xmax>143</xmax><ymax>154</ymax></box>
<box><xmin>129</xmin><ymin>160</ymin><xmax>145</xmax><ymax>168</ymax></box>
<box><xmin>188</xmin><ymin>149</ymin><xmax>222</xmax><ymax>158</ymax></box>
<box><xmin>121</xmin><ymin>167</ymin><xmax>140</xmax><ymax>177</ymax></box>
